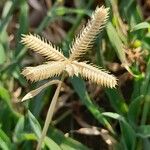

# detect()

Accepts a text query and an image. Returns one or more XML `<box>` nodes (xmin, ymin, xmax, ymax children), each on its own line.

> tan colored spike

<box><xmin>21</xmin><ymin>34</ymin><xmax>66</xmax><ymax>61</ymax></box>
<box><xmin>22</xmin><ymin>61</ymin><xmax>66</xmax><ymax>82</ymax></box>
<box><xmin>69</xmin><ymin>6</ymin><xmax>109</xmax><ymax>61</ymax></box>
<box><xmin>72</xmin><ymin>61</ymin><xmax>117</xmax><ymax>88</ymax></box>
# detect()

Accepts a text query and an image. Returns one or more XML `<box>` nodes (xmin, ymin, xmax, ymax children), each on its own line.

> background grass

<box><xmin>0</xmin><ymin>0</ymin><xmax>150</xmax><ymax>149</ymax></box>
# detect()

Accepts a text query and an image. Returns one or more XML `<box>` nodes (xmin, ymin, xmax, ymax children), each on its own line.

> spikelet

<box><xmin>73</xmin><ymin>61</ymin><xmax>117</xmax><ymax>88</ymax></box>
<box><xmin>21</xmin><ymin>34</ymin><xmax>66</xmax><ymax>61</ymax></box>
<box><xmin>69</xmin><ymin>6</ymin><xmax>109</xmax><ymax>61</ymax></box>
<box><xmin>22</xmin><ymin>61</ymin><xmax>66</xmax><ymax>82</ymax></box>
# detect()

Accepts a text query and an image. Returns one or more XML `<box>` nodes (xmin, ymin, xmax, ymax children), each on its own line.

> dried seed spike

<box><xmin>22</xmin><ymin>61</ymin><xmax>66</xmax><ymax>82</ymax></box>
<box><xmin>69</xmin><ymin>6</ymin><xmax>109</xmax><ymax>61</ymax></box>
<box><xmin>21</xmin><ymin>34</ymin><xmax>66</xmax><ymax>61</ymax></box>
<box><xmin>73</xmin><ymin>61</ymin><xmax>117</xmax><ymax>88</ymax></box>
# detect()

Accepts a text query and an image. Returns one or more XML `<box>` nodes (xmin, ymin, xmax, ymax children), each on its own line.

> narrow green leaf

<box><xmin>0</xmin><ymin>44</ymin><xmax>6</xmax><ymax>64</ymax></box>
<box><xmin>28</xmin><ymin>110</ymin><xmax>41</xmax><ymax>138</ymax></box>
<box><xmin>0</xmin><ymin>137</ymin><xmax>9</xmax><ymax>150</ymax></box>
<box><xmin>13</xmin><ymin>116</ymin><xmax>25</xmax><ymax>142</ymax></box>
<box><xmin>21</xmin><ymin>133</ymin><xmax>37</xmax><ymax>141</ymax></box>
<box><xmin>20</xmin><ymin>127</ymin><xmax>89</xmax><ymax>150</ymax></box>
<box><xmin>119</xmin><ymin>0</ymin><xmax>142</xmax><ymax>27</ymax></box>
<box><xmin>141</xmin><ymin>58</ymin><xmax>150</xmax><ymax>95</ymax></box>
<box><xmin>102</xmin><ymin>112</ymin><xmax>124</xmax><ymax>121</ymax></box>
<box><xmin>143</xmin><ymin>139</ymin><xmax>150</xmax><ymax>150</ymax></box>
<box><xmin>0</xmin><ymin>86</ymin><xmax>10</xmax><ymax>102</ymax></box>
<box><xmin>137</xmin><ymin>125</ymin><xmax>150</xmax><ymax>138</ymax></box>
<box><xmin>0</xmin><ymin>128</ymin><xmax>12</xmax><ymax>149</ymax></box>
<box><xmin>70</xmin><ymin>77</ymin><xmax>114</xmax><ymax>134</ymax></box>
<box><xmin>0</xmin><ymin>129</ymin><xmax>11</xmax><ymax>146</ymax></box>
<box><xmin>105</xmin><ymin>89</ymin><xmax>128</xmax><ymax>114</ymax></box>
<box><xmin>1</xmin><ymin>0</ymin><xmax>13</xmax><ymax>18</ymax></box>
<box><xmin>142</xmin><ymin>36</ymin><xmax>150</xmax><ymax>50</ymax></box>
<box><xmin>103</xmin><ymin>112</ymin><xmax>136</xmax><ymax>150</ymax></box>
<box><xmin>15</xmin><ymin>0</ymin><xmax>29</xmax><ymax>56</ymax></box>
<box><xmin>0</xmin><ymin>86</ymin><xmax>21</xmax><ymax>118</ymax></box>
<box><xmin>120</xmin><ymin>121</ymin><xmax>136</xmax><ymax>150</ymax></box>
<box><xmin>106</xmin><ymin>22</ymin><xmax>140</xmax><ymax>77</ymax></box>
<box><xmin>35</xmin><ymin>2</ymin><xmax>58</xmax><ymax>33</ymax></box>
<box><xmin>45</xmin><ymin>136</ymin><xmax>62</xmax><ymax>150</ymax></box>
<box><xmin>0</xmin><ymin>0</ymin><xmax>16</xmax><ymax>33</ymax></box>
<box><xmin>128</xmin><ymin>95</ymin><xmax>144</xmax><ymax>126</ymax></box>
<box><xmin>48</xmin><ymin>126</ymin><xmax>89</xmax><ymax>150</ymax></box>
<box><xmin>131</xmin><ymin>22</ymin><xmax>150</xmax><ymax>31</ymax></box>
<box><xmin>106</xmin><ymin>22</ymin><xmax>127</xmax><ymax>65</ymax></box>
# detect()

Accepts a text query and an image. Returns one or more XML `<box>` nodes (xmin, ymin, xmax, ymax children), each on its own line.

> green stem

<box><xmin>140</xmin><ymin>58</ymin><xmax>150</xmax><ymax>125</ymax></box>
<box><xmin>141</xmin><ymin>96</ymin><xmax>150</xmax><ymax>125</ymax></box>
<box><xmin>0</xmin><ymin>0</ymin><xmax>17</xmax><ymax>33</ymax></box>
<box><xmin>36</xmin><ymin>75</ymin><xmax>64</xmax><ymax>150</ymax></box>
<box><xmin>35</xmin><ymin>1</ymin><xmax>60</xmax><ymax>34</ymax></box>
<box><xmin>67</xmin><ymin>0</ymin><xmax>93</xmax><ymax>40</ymax></box>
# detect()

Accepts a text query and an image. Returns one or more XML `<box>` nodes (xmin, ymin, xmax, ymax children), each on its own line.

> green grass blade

<box><xmin>141</xmin><ymin>58</ymin><xmax>150</xmax><ymax>95</ymax></box>
<box><xmin>119</xmin><ymin>0</ymin><xmax>142</xmax><ymax>27</ymax></box>
<box><xmin>103</xmin><ymin>112</ymin><xmax>136</xmax><ymax>150</ymax></box>
<box><xmin>0</xmin><ymin>137</ymin><xmax>9</xmax><ymax>150</ymax></box>
<box><xmin>0</xmin><ymin>86</ymin><xmax>21</xmax><ymax>118</ymax></box>
<box><xmin>44</xmin><ymin>136</ymin><xmax>62</xmax><ymax>150</ymax></box>
<box><xmin>137</xmin><ymin>125</ymin><xmax>150</xmax><ymax>138</ymax></box>
<box><xmin>0</xmin><ymin>44</ymin><xmax>6</xmax><ymax>64</ymax></box>
<box><xmin>20</xmin><ymin>128</ymin><xmax>90</xmax><ymax>150</ymax></box>
<box><xmin>0</xmin><ymin>128</ymin><xmax>12</xmax><ymax>150</ymax></box>
<box><xmin>13</xmin><ymin>116</ymin><xmax>25</xmax><ymax>143</ymax></box>
<box><xmin>106</xmin><ymin>21</ymin><xmax>141</xmax><ymax>77</ymax></box>
<box><xmin>120</xmin><ymin>121</ymin><xmax>136</xmax><ymax>150</ymax></box>
<box><xmin>28</xmin><ymin>110</ymin><xmax>41</xmax><ymax>138</ymax></box>
<box><xmin>106</xmin><ymin>22</ymin><xmax>127</xmax><ymax>65</ymax></box>
<box><xmin>47</xmin><ymin>126</ymin><xmax>89</xmax><ymax>150</ymax></box>
<box><xmin>131</xmin><ymin>22</ymin><xmax>150</xmax><ymax>31</ymax></box>
<box><xmin>128</xmin><ymin>95</ymin><xmax>144</xmax><ymax>127</ymax></box>
<box><xmin>0</xmin><ymin>0</ymin><xmax>17</xmax><ymax>33</ymax></box>
<box><xmin>105</xmin><ymin>89</ymin><xmax>128</xmax><ymax>114</ymax></box>
<box><xmin>70</xmin><ymin>77</ymin><xmax>115</xmax><ymax>134</ymax></box>
<box><xmin>143</xmin><ymin>139</ymin><xmax>150</xmax><ymax>150</ymax></box>
<box><xmin>15</xmin><ymin>0</ymin><xmax>29</xmax><ymax>56</ymax></box>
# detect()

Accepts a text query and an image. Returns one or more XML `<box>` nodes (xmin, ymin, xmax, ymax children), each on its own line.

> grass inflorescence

<box><xmin>0</xmin><ymin>0</ymin><xmax>150</xmax><ymax>150</ymax></box>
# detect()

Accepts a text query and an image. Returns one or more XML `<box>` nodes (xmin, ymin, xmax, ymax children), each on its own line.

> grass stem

<box><xmin>141</xmin><ymin>96</ymin><xmax>150</xmax><ymax>125</ymax></box>
<box><xmin>36</xmin><ymin>75</ymin><xmax>64</xmax><ymax>150</ymax></box>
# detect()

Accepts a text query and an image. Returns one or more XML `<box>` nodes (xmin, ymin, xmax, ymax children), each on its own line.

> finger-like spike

<box><xmin>21</xmin><ymin>34</ymin><xmax>66</xmax><ymax>61</ymax></box>
<box><xmin>69</xmin><ymin>6</ymin><xmax>109</xmax><ymax>61</ymax></box>
<box><xmin>22</xmin><ymin>61</ymin><xmax>66</xmax><ymax>82</ymax></box>
<box><xmin>73</xmin><ymin>61</ymin><xmax>117</xmax><ymax>88</ymax></box>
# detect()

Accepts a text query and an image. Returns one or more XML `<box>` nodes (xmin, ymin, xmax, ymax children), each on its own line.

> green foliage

<box><xmin>0</xmin><ymin>0</ymin><xmax>150</xmax><ymax>149</ymax></box>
